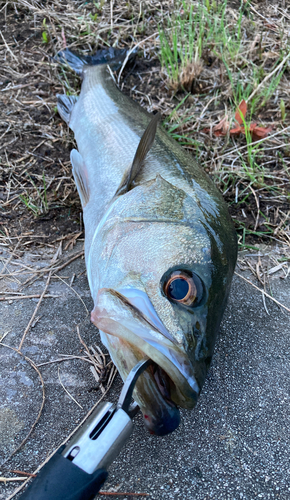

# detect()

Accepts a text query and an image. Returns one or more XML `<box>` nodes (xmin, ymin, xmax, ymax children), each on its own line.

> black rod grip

<box><xmin>19</xmin><ymin>447</ymin><xmax>108</xmax><ymax>500</ymax></box>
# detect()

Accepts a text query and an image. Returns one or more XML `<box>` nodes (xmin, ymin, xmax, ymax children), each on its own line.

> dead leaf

<box><xmin>202</xmin><ymin>116</ymin><xmax>230</xmax><ymax>136</ymax></box>
<box><xmin>251</xmin><ymin>126</ymin><xmax>272</xmax><ymax>142</ymax></box>
<box><xmin>229</xmin><ymin>125</ymin><xmax>242</xmax><ymax>136</ymax></box>
<box><xmin>248</xmin><ymin>123</ymin><xmax>258</xmax><ymax>131</ymax></box>
<box><xmin>235</xmin><ymin>99</ymin><xmax>247</xmax><ymax>125</ymax></box>
<box><xmin>202</xmin><ymin>100</ymin><xmax>272</xmax><ymax>140</ymax></box>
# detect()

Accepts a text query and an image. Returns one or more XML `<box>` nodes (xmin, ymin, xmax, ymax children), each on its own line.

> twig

<box><xmin>0</xmin><ymin>29</ymin><xmax>18</xmax><ymax>60</ymax></box>
<box><xmin>77</xmin><ymin>326</ymin><xmax>108</xmax><ymax>392</ymax></box>
<box><xmin>107</xmin><ymin>365</ymin><xmax>117</xmax><ymax>387</ymax></box>
<box><xmin>77</xmin><ymin>325</ymin><xmax>96</xmax><ymax>363</ymax></box>
<box><xmin>235</xmin><ymin>272</ymin><xmax>290</xmax><ymax>313</ymax></box>
<box><xmin>37</xmin><ymin>355</ymin><xmax>91</xmax><ymax>367</ymax></box>
<box><xmin>0</xmin><ymin>477</ymin><xmax>27</xmax><ymax>483</ymax></box>
<box><xmin>19</xmin><ymin>250</ymin><xmax>84</xmax><ymax>290</ymax></box>
<box><xmin>54</xmin><ymin>274</ymin><xmax>89</xmax><ymax>315</ymax></box>
<box><xmin>262</xmin><ymin>290</ymin><xmax>270</xmax><ymax>316</ymax></box>
<box><xmin>212</xmin><ymin>125</ymin><xmax>290</xmax><ymax>161</ymax></box>
<box><xmin>0</xmin><ymin>343</ymin><xmax>45</xmax><ymax>461</ymax></box>
<box><xmin>117</xmin><ymin>32</ymin><xmax>158</xmax><ymax>85</ymax></box>
<box><xmin>0</xmin><ymin>240</ymin><xmax>21</xmax><ymax>276</ymax></box>
<box><xmin>248</xmin><ymin>3</ymin><xmax>276</xmax><ymax>25</ymax></box>
<box><xmin>5</xmin><ymin>470</ymin><xmax>37</xmax><ymax>478</ymax></box>
<box><xmin>0</xmin><ymin>294</ymin><xmax>60</xmax><ymax>301</ymax></box>
<box><xmin>98</xmin><ymin>493</ymin><xmax>149</xmax><ymax>497</ymax></box>
<box><xmin>0</xmin><ymin>136</ymin><xmax>18</xmax><ymax>151</ymax></box>
<box><xmin>18</xmin><ymin>271</ymin><xmax>52</xmax><ymax>350</ymax></box>
<box><xmin>58</xmin><ymin>366</ymin><xmax>83</xmax><ymax>409</ymax></box>
<box><xmin>0</xmin><ymin>123</ymin><xmax>11</xmax><ymax>141</ymax></box>
<box><xmin>248</xmin><ymin>185</ymin><xmax>260</xmax><ymax>232</ymax></box>
<box><xmin>0</xmin><ymin>330</ymin><xmax>11</xmax><ymax>342</ymax></box>
<box><xmin>110</xmin><ymin>0</ymin><xmax>114</xmax><ymax>31</ymax></box>
<box><xmin>55</xmin><ymin>250</ymin><xmax>84</xmax><ymax>273</ymax></box>
<box><xmin>64</xmin><ymin>232</ymin><xmax>82</xmax><ymax>251</ymax></box>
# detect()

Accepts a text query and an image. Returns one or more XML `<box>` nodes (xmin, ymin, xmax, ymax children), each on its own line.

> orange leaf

<box><xmin>235</xmin><ymin>100</ymin><xmax>247</xmax><ymax>125</ymax></box>
<box><xmin>248</xmin><ymin>123</ymin><xmax>258</xmax><ymax>131</ymax></box>
<box><xmin>213</xmin><ymin>129</ymin><xmax>227</xmax><ymax>137</ymax></box>
<box><xmin>229</xmin><ymin>125</ymin><xmax>242</xmax><ymax>136</ymax></box>
<box><xmin>251</xmin><ymin>126</ymin><xmax>272</xmax><ymax>142</ymax></box>
<box><xmin>213</xmin><ymin>116</ymin><xmax>229</xmax><ymax>131</ymax></box>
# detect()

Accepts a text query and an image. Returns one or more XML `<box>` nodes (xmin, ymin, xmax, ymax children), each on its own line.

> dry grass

<box><xmin>0</xmin><ymin>0</ymin><xmax>289</xmax><ymax>254</ymax></box>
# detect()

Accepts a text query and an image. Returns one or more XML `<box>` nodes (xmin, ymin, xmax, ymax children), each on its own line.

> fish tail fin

<box><xmin>55</xmin><ymin>47</ymin><xmax>134</xmax><ymax>75</ymax></box>
<box><xmin>57</xmin><ymin>94</ymin><xmax>78</xmax><ymax>125</ymax></box>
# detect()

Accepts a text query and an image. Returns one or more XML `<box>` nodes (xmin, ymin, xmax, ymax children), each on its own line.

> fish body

<box><xmin>57</xmin><ymin>49</ymin><xmax>237</xmax><ymax>435</ymax></box>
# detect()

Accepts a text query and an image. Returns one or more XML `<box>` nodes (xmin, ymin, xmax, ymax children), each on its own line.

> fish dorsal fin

<box><xmin>70</xmin><ymin>149</ymin><xmax>90</xmax><ymax>207</ymax></box>
<box><xmin>115</xmin><ymin>112</ymin><xmax>161</xmax><ymax>196</ymax></box>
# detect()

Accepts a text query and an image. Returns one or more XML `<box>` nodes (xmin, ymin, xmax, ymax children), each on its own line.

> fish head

<box><xmin>89</xmin><ymin>176</ymin><xmax>237</xmax><ymax>435</ymax></box>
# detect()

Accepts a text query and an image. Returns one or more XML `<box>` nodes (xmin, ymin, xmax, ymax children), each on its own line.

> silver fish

<box><xmin>57</xmin><ymin>48</ymin><xmax>237</xmax><ymax>435</ymax></box>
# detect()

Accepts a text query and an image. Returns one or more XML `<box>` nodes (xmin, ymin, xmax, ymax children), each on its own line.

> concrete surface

<box><xmin>0</xmin><ymin>243</ymin><xmax>290</xmax><ymax>500</ymax></box>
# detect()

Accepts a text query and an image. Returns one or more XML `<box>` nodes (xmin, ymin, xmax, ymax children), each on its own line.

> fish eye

<box><xmin>164</xmin><ymin>271</ymin><xmax>203</xmax><ymax>306</ymax></box>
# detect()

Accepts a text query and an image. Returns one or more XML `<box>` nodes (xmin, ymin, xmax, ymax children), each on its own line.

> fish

<box><xmin>56</xmin><ymin>48</ymin><xmax>237</xmax><ymax>436</ymax></box>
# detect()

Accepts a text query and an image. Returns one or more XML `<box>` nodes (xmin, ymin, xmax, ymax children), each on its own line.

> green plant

<box><xmin>89</xmin><ymin>12</ymin><xmax>98</xmax><ymax>22</ymax></box>
<box><xmin>222</xmin><ymin>59</ymin><xmax>258</xmax><ymax>114</ymax></box>
<box><xmin>280</xmin><ymin>99</ymin><xmax>286</xmax><ymax>122</ymax></box>
<box><xmin>159</xmin><ymin>3</ymin><xmax>197</xmax><ymax>85</ymax></box>
<box><xmin>159</xmin><ymin>1</ymin><xmax>228</xmax><ymax>88</ymax></box>
<box><xmin>19</xmin><ymin>195</ymin><xmax>41</xmax><ymax>216</ymax></box>
<box><xmin>42</xmin><ymin>18</ymin><xmax>49</xmax><ymax>43</ymax></box>
<box><xmin>19</xmin><ymin>173</ymin><xmax>49</xmax><ymax>216</ymax></box>
<box><xmin>205</xmin><ymin>0</ymin><xmax>218</xmax><ymax>13</ymax></box>
<box><xmin>259</xmin><ymin>60</ymin><xmax>286</xmax><ymax>108</ymax></box>
<box><xmin>93</xmin><ymin>0</ymin><xmax>105</xmax><ymax>9</ymax></box>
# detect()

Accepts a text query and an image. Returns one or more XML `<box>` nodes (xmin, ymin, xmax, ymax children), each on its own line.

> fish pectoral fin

<box><xmin>70</xmin><ymin>149</ymin><xmax>90</xmax><ymax>207</ymax></box>
<box><xmin>115</xmin><ymin>112</ymin><xmax>161</xmax><ymax>196</ymax></box>
<box><xmin>57</xmin><ymin>94</ymin><xmax>78</xmax><ymax>125</ymax></box>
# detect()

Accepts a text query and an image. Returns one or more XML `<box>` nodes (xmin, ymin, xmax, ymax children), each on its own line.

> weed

<box><xmin>222</xmin><ymin>59</ymin><xmax>259</xmax><ymax>114</ymax></box>
<box><xmin>280</xmin><ymin>99</ymin><xmax>286</xmax><ymax>122</ymax></box>
<box><xmin>159</xmin><ymin>1</ymin><xmax>228</xmax><ymax>90</ymax></box>
<box><xmin>205</xmin><ymin>0</ymin><xmax>218</xmax><ymax>14</ymax></box>
<box><xmin>89</xmin><ymin>12</ymin><xmax>98</xmax><ymax>22</ymax></box>
<box><xmin>19</xmin><ymin>173</ymin><xmax>49</xmax><ymax>216</ymax></box>
<box><xmin>158</xmin><ymin>3</ymin><xmax>197</xmax><ymax>87</ymax></box>
<box><xmin>19</xmin><ymin>195</ymin><xmax>41</xmax><ymax>216</ymax></box>
<box><xmin>42</xmin><ymin>18</ymin><xmax>49</xmax><ymax>43</ymax></box>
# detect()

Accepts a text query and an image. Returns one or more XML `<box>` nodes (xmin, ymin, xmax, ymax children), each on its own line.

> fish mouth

<box><xmin>91</xmin><ymin>287</ymin><xmax>199</xmax><ymax>435</ymax></box>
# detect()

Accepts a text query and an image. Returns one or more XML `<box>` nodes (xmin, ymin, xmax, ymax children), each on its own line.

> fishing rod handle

<box><xmin>19</xmin><ymin>402</ymin><xmax>133</xmax><ymax>500</ymax></box>
<box><xmin>19</xmin><ymin>446</ymin><xmax>107</xmax><ymax>500</ymax></box>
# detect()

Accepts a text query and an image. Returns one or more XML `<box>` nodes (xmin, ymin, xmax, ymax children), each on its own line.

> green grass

<box><xmin>157</xmin><ymin>0</ymin><xmax>290</xmax><ymax>246</ymax></box>
<box><xmin>159</xmin><ymin>0</ymin><xmax>229</xmax><ymax>88</ymax></box>
<box><xmin>19</xmin><ymin>173</ymin><xmax>49</xmax><ymax>216</ymax></box>
<box><xmin>159</xmin><ymin>0</ymin><xmax>286</xmax><ymax>109</ymax></box>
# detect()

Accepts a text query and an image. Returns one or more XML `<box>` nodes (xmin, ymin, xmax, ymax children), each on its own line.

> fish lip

<box><xmin>91</xmin><ymin>287</ymin><xmax>200</xmax><ymax>404</ymax></box>
<box><xmin>115</xmin><ymin>287</ymin><xmax>178</xmax><ymax>344</ymax></box>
